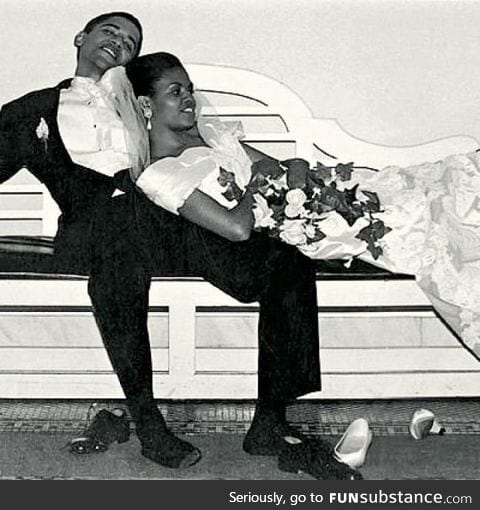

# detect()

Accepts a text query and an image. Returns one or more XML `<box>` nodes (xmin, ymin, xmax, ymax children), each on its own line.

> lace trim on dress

<box><xmin>355</xmin><ymin>152</ymin><xmax>480</xmax><ymax>357</ymax></box>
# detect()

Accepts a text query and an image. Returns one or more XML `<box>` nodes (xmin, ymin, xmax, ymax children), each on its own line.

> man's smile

<box><xmin>99</xmin><ymin>44</ymin><xmax>119</xmax><ymax>61</ymax></box>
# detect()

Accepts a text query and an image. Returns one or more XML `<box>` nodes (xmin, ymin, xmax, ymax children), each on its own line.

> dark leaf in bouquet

<box><xmin>222</xmin><ymin>182</ymin><xmax>244</xmax><ymax>202</ymax></box>
<box><xmin>335</xmin><ymin>162</ymin><xmax>354</xmax><ymax>181</ymax></box>
<box><xmin>360</xmin><ymin>190</ymin><xmax>380</xmax><ymax>206</ymax></box>
<box><xmin>356</xmin><ymin>220</ymin><xmax>391</xmax><ymax>243</ymax></box>
<box><xmin>267</xmin><ymin>189</ymin><xmax>287</xmax><ymax>207</ymax></box>
<box><xmin>308</xmin><ymin>198</ymin><xmax>333</xmax><ymax>214</ymax></box>
<box><xmin>217</xmin><ymin>167</ymin><xmax>236</xmax><ymax>187</ymax></box>
<box><xmin>314</xmin><ymin>162</ymin><xmax>333</xmax><ymax>181</ymax></box>
<box><xmin>367</xmin><ymin>243</ymin><xmax>383</xmax><ymax>260</ymax></box>
<box><xmin>251</xmin><ymin>158</ymin><xmax>284</xmax><ymax>178</ymax></box>
<box><xmin>246</xmin><ymin>173</ymin><xmax>270</xmax><ymax>195</ymax></box>
<box><xmin>361</xmin><ymin>190</ymin><xmax>380</xmax><ymax>204</ymax></box>
<box><xmin>308</xmin><ymin>226</ymin><xmax>326</xmax><ymax>242</ymax></box>
<box><xmin>344</xmin><ymin>184</ymin><xmax>359</xmax><ymax>205</ymax></box>
<box><xmin>319</xmin><ymin>187</ymin><xmax>350</xmax><ymax>214</ymax></box>
<box><xmin>318</xmin><ymin>203</ymin><xmax>334</xmax><ymax>214</ymax></box>
<box><xmin>360</xmin><ymin>190</ymin><xmax>382</xmax><ymax>213</ymax></box>
<box><xmin>356</xmin><ymin>224</ymin><xmax>385</xmax><ymax>260</ymax></box>
<box><xmin>371</xmin><ymin>220</ymin><xmax>392</xmax><ymax>240</ymax></box>
<box><xmin>282</xmin><ymin>158</ymin><xmax>309</xmax><ymax>189</ymax></box>
<box><xmin>306</xmin><ymin>171</ymin><xmax>326</xmax><ymax>189</ymax></box>
<box><xmin>341</xmin><ymin>204</ymin><xmax>365</xmax><ymax>226</ymax></box>
<box><xmin>271</xmin><ymin>203</ymin><xmax>286</xmax><ymax>223</ymax></box>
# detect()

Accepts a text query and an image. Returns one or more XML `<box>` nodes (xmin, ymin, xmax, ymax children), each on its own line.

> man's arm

<box><xmin>0</xmin><ymin>103</ymin><xmax>21</xmax><ymax>185</ymax></box>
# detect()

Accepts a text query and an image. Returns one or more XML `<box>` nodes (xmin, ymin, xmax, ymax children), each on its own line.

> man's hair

<box><xmin>126</xmin><ymin>52</ymin><xmax>184</xmax><ymax>97</ymax></box>
<box><xmin>82</xmin><ymin>11</ymin><xmax>143</xmax><ymax>57</ymax></box>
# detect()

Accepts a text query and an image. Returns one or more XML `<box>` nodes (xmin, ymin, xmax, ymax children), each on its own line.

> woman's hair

<box><xmin>126</xmin><ymin>52</ymin><xmax>185</xmax><ymax>97</ymax></box>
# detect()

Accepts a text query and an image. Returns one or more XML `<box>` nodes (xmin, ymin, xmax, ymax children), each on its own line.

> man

<box><xmin>0</xmin><ymin>11</ymin><xmax>201</xmax><ymax>469</ymax></box>
<box><xmin>0</xmin><ymin>11</ymin><xmax>143</xmax><ymax>274</ymax></box>
<box><xmin>0</xmin><ymin>12</ymin><xmax>358</xmax><ymax>479</ymax></box>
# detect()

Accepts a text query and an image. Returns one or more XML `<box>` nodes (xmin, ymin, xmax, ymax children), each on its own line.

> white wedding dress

<box><xmin>136</xmin><ymin>117</ymin><xmax>480</xmax><ymax>358</ymax></box>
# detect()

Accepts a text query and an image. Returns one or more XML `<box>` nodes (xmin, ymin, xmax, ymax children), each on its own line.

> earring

<box><xmin>144</xmin><ymin>108</ymin><xmax>152</xmax><ymax>130</ymax></box>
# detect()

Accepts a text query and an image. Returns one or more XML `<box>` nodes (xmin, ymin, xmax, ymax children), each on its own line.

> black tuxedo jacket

<box><xmin>0</xmin><ymin>81</ymin><xmax>126</xmax><ymax>273</ymax></box>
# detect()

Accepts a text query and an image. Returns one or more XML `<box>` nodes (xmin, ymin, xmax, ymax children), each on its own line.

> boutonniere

<box><xmin>35</xmin><ymin>117</ymin><xmax>49</xmax><ymax>152</ymax></box>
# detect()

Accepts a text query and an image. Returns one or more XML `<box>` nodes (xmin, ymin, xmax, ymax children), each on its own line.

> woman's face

<box><xmin>149</xmin><ymin>66</ymin><xmax>196</xmax><ymax>132</ymax></box>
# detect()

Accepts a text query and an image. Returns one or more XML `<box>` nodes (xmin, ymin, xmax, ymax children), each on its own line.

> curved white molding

<box><xmin>308</xmin><ymin>118</ymin><xmax>480</xmax><ymax>168</ymax></box>
<box><xmin>187</xmin><ymin>63</ymin><xmax>479</xmax><ymax>168</ymax></box>
<box><xmin>186</xmin><ymin>63</ymin><xmax>314</xmax><ymax>119</ymax></box>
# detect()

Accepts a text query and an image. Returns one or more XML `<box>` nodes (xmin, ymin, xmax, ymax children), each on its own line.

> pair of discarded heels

<box><xmin>325</xmin><ymin>408</ymin><xmax>445</xmax><ymax>472</ymax></box>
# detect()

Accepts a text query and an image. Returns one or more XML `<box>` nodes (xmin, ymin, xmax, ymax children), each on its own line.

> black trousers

<box><xmin>61</xmin><ymin>192</ymin><xmax>321</xmax><ymax>426</ymax></box>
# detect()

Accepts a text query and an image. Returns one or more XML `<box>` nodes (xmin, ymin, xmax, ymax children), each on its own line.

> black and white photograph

<box><xmin>1</xmin><ymin>0</ymin><xmax>480</xmax><ymax>485</ymax></box>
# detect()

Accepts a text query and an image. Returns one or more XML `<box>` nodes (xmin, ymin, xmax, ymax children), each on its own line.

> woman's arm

<box><xmin>178</xmin><ymin>188</ymin><xmax>255</xmax><ymax>242</ymax></box>
<box><xmin>177</xmin><ymin>144</ymin><xmax>274</xmax><ymax>242</ymax></box>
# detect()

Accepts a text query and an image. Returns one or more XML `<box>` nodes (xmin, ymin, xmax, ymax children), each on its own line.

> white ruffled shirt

<box><xmin>58</xmin><ymin>76</ymin><xmax>132</xmax><ymax>177</ymax></box>
<box><xmin>136</xmin><ymin>119</ymin><xmax>252</xmax><ymax>214</ymax></box>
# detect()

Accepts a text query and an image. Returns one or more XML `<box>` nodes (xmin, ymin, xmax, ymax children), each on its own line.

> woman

<box><xmin>121</xmin><ymin>53</ymin><xmax>362</xmax><ymax>480</ymax></box>
<box><xmin>126</xmin><ymin>52</ymin><xmax>480</xmax><ymax>362</ymax></box>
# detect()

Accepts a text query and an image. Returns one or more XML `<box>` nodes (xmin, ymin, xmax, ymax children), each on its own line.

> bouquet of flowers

<box><xmin>247</xmin><ymin>158</ymin><xmax>391</xmax><ymax>260</ymax></box>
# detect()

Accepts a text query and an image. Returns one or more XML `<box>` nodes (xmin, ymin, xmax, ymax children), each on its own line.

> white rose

<box><xmin>304</xmin><ymin>224</ymin><xmax>317</xmax><ymax>238</ymax></box>
<box><xmin>279</xmin><ymin>220</ymin><xmax>307</xmax><ymax>246</ymax></box>
<box><xmin>317</xmin><ymin>212</ymin><xmax>351</xmax><ymax>237</ymax></box>
<box><xmin>252</xmin><ymin>194</ymin><xmax>276</xmax><ymax>229</ymax></box>
<box><xmin>285</xmin><ymin>204</ymin><xmax>304</xmax><ymax>218</ymax></box>
<box><xmin>285</xmin><ymin>189</ymin><xmax>307</xmax><ymax>207</ymax></box>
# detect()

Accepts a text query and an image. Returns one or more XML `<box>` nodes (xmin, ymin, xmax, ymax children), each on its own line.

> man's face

<box><xmin>75</xmin><ymin>16</ymin><xmax>141</xmax><ymax>77</ymax></box>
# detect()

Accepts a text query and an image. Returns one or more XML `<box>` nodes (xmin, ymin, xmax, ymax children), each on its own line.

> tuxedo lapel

<box><xmin>39</xmin><ymin>80</ymin><xmax>73</xmax><ymax>168</ymax></box>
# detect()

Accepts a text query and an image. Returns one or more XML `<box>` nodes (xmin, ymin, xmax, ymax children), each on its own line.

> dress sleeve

<box><xmin>0</xmin><ymin>103</ymin><xmax>20</xmax><ymax>184</ymax></box>
<box><xmin>135</xmin><ymin>147</ymin><xmax>218</xmax><ymax>215</ymax></box>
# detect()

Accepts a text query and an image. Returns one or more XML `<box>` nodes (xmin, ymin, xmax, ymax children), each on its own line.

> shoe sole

<box><xmin>141</xmin><ymin>447</ymin><xmax>202</xmax><ymax>469</ymax></box>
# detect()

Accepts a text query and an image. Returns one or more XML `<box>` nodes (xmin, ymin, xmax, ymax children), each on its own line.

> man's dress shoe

<box><xmin>69</xmin><ymin>408</ymin><xmax>130</xmax><ymax>454</ymax></box>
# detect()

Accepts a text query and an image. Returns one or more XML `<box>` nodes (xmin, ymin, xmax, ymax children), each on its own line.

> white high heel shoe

<box><xmin>409</xmin><ymin>409</ymin><xmax>445</xmax><ymax>440</ymax></box>
<box><xmin>333</xmin><ymin>418</ymin><xmax>373</xmax><ymax>468</ymax></box>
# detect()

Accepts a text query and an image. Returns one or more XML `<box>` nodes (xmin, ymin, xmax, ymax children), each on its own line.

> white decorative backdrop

<box><xmin>2</xmin><ymin>0</ymin><xmax>480</xmax><ymax>147</ymax></box>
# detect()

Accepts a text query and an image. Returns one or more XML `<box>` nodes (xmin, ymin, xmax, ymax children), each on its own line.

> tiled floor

<box><xmin>1</xmin><ymin>398</ymin><xmax>479</xmax><ymax>436</ymax></box>
<box><xmin>1</xmin><ymin>399</ymin><xmax>480</xmax><ymax>480</ymax></box>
